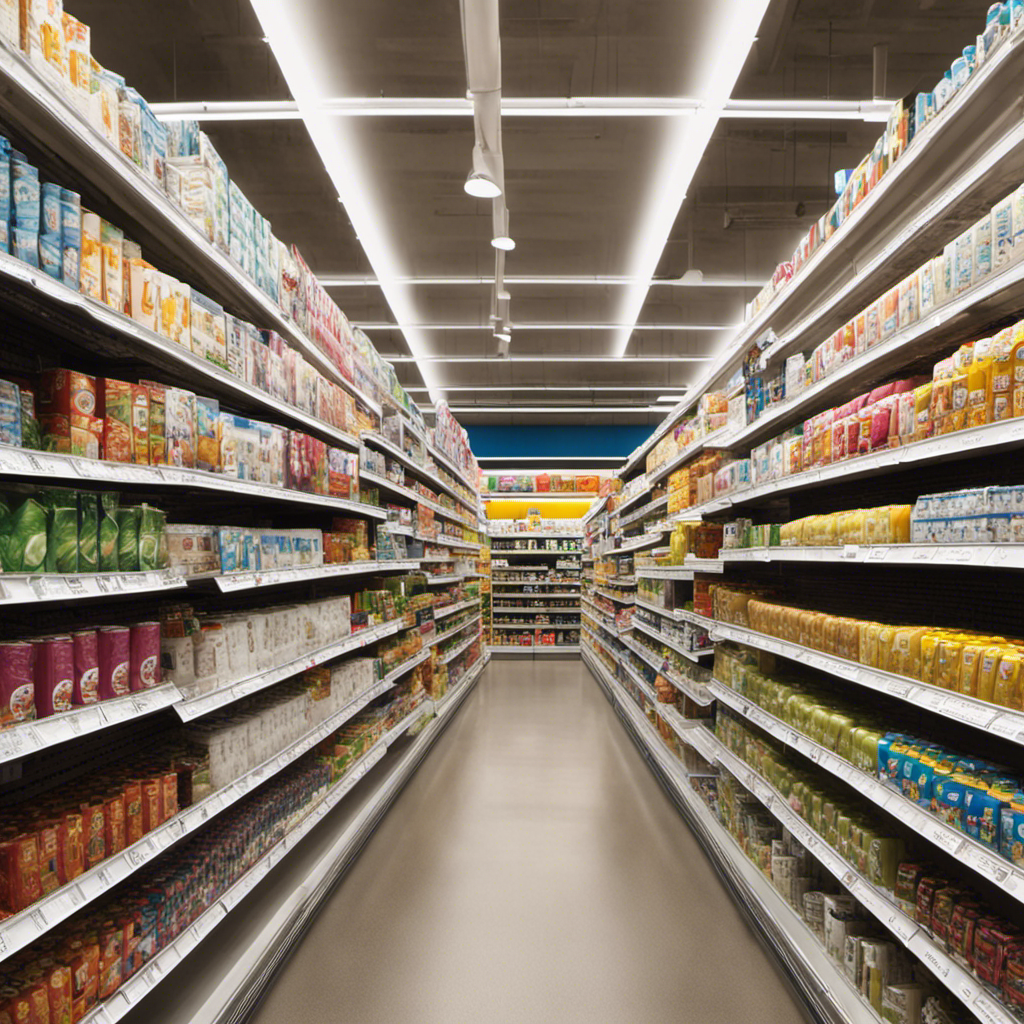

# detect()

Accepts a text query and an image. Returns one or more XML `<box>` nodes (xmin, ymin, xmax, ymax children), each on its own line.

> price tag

<box><xmin>885</xmin><ymin>679</ymin><xmax>916</xmax><ymax>698</ymax></box>
<box><xmin>947</xmin><ymin>699</ymin><xmax>995</xmax><ymax>729</ymax></box>
<box><xmin>917</xmin><ymin>689</ymin><xmax>948</xmax><ymax>712</ymax></box>
<box><xmin>867</xmin><ymin>547</ymin><xmax>888</xmax><ymax>561</ymax></box>
<box><xmin>29</xmin><ymin>576</ymin><xmax>70</xmax><ymax>600</ymax></box>
<box><xmin>987</xmin><ymin>714</ymin><xmax>1024</xmax><ymax>744</ymax></box>
<box><xmin>885</xmin><ymin>909</ymin><xmax>917</xmax><ymax>944</ymax></box>
<box><xmin>962</xmin><ymin>845</ymin><xmax>1011</xmax><ymax>885</ymax></box>
<box><xmin>841</xmin><ymin>544</ymin><xmax>860</xmax><ymax>560</ymax></box>
<box><xmin>911</xmin><ymin>547</ymin><xmax>936</xmax><ymax>562</ymax></box>
<box><xmin>925</xmin><ymin>824</ymin><xmax>966</xmax><ymax>857</ymax></box>
<box><xmin>972</xmin><ymin>992</ymin><xmax>1008</xmax><ymax>1024</ymax></box>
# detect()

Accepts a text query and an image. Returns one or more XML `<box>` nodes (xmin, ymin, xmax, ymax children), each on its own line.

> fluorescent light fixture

<box><xmin>445</xmin><ymin>405</ymin><xmax>686</xmax><ymax>413</ymax></box>
<box><xmin>495</xmin><ymin>330</ymin><xmax>512</xmax><ymax>342</ymax></box>
<box><xmin>248</xmin><ymin>0</ymin><xmax>443</xmax><ymax>404</ymax></box>
<box><xmin>491</xmin><ymin>235</ymin><xmax>516</xmax><ymax>250</ymax></box>
<box><xmin>149</xmin><ymin>96</ymin><xmax>891</xmax><ymax>122</ymax></box>
<box><xmin>612</xmin><ymin>0</ymin><xmax>772</xmax><ymax>357</ymax></box>
<box><xmin>405</xmin><ymin>385</ymin><xmax>690</xmax><ymax>392</ymax></box>
<box><xmin>465</xmin><ymin>144</ymin><xmax>503</xmax><ymax>198</ymax></box>
<box><xmin>656</xmin><ymin>395</ymin><xmax>688</xmax><ymax>403</ymax></box>
<box><xmin>357</xmin><ymin>322</ymin><xmax>740</xmax><ymax>331</ymax></box>
<box><xmin>317</xmin><ymin>274</ymin><xmax>765</xmax><ymax>287</ymax></box>
<box><xmin>382</xmin><ymin>355</ymin><xmax>712</xmax><ymax>363</ymax></box>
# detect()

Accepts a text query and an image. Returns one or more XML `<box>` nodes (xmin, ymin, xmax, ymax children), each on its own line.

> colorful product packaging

<box><xmin>71</xmin><ymin>629</ymin><xmax>99</xmax><ymax>705</ymax></box>
<box><xmin>97</xmin><ymin>625</ymin><xmax>130</xmax><ymax>699</ymax></box>
<box><xmin>32</xmin><ymin>634</ymin><xmax>74</xmax><ymax>717</ymax></box>
<box><xmin>129</xmin><ymin>622</ymin><xmax>160</xmax><ymax>691</ymax></box>
<box><xmin>0</xmin><ymin>640</ymin><xmax>36</xmax><ymax>726</ymax></box>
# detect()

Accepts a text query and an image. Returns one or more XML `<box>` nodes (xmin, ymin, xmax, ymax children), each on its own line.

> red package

<box><xmin>79</xmin><ymin>801</ymin><xmax>106</xmax><ymax>870</ymax></box>
<box><xmin>974</xmin><ymin>919</ymin><xmax>1024</xmax><ymax>988</ymax></box>
<box><xmin>97</xmin><ymin>922</ymin><xmax>123</xmax><ymax>999</ymax></box>
<box><xmin>37</xmin><ymin>962</ymin><xmax>72</xmax><ymax>1024</ymax></box>
<box><xmin>140</xmin><ymin>778</ymin><xmax>163</xmax><ymax>833</ymax></box>
<box><xmin>36</xmin><ymin>823</ymin><xmax>60</xmax><ymax>894</ymax></box>
<box><xmin>0</xmin><ymin>640</ymin><xmax>36</xmax><ymax>727</ymax></box>
<box><xmin>129</xmin><ymin>623</ymin><xmax>160</xmax><ymax>691</ymax></box>
<box><xmin>63</xmin><ymin>937</ymin><xmax>99</xmax><ymax>1019</ymax></box>
<box><xmin>71</xmin><ymin>630</ymin><xmax>99</xmax><ymax>706</ymax></box>
<box><xmin>103</xmin><ymin>792</ymin><xmax>126</xmax><ymax>857</ymax></box>
<box><xmin>97</xmin><ymin>627</ymin><xmax>130</xmax><ymax>700</ymax></box>
<box><xmin>32</xmin><ymin>635</ymin><xmax>74</xmax><ymax>719</ymax></box>
<box><xmin>161</xmin><ymin>772</ymin><xmax>179</xmax><ymax>821</ymax></box>
<box><xmin>0</xmin><ymin>835</ymin><xmax>42</xmax><ymax>912</ymax></box>
<box><xmin>123</xmin><ymin>782</ymin><xmax>143</xmax><ymax>846</ymax></box>
<box><xmin>20</xmin><ymin>982</ymin><xmax>48</xmax><ymax>1024</ymax></box>
<box><xmin>57</xmin><ymin>813</ymin><xmax>84</xmax><ymax>883</ymax></box>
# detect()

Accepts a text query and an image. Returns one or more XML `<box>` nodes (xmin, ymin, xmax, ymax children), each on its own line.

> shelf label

<box><xmin>988</xmin><ymin>714</ymin><xmax>1024</xmax><ymax>744</ymax></box>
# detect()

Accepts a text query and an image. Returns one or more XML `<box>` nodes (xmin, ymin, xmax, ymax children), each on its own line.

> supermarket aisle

<box><xmin>249</xmin><ymin>658</ymin><xmax>809</xmax><ymax>1024</ymax></box>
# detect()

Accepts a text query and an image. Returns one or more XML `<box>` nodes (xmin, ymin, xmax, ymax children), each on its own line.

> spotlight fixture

<box><xmin>464</xmin><ymin>145</ymin><xmax>502</xmax><ymax>198</ymax></box>
<box><xmin>491</xmin><ymin>235</ymin><xmax>516</xmax><ymax>250</ymax></box>
<box><xmin>495</xmin><ymin>330</ymin><xmax>511</xmax><ymax>342</ymax></box>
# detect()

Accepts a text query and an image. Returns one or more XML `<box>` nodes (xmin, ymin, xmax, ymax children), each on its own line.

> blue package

<box><xmin>60</xmin><ymin>190</ymin><xmax>81</xmax><ymax>287</ymax></box>
<box><xmin>13</xmin><ymin>227</ymin><xmax>38</xmax><ymax>267</ymax></box>
<box><xmin>40</xmin><ymin>182</ymin><xmax>60</xmax><ymax>235</ymax></box>
<box><xmin>0</xmin><ymin>143</ymin><xmax>10</xmax><ymax>232</ymax></box>
<box><xmin>38</xmin><ymin>232</ymin><xmax>61</xmax><ymax>279</ymax></box>
<box><xmin>10</xmin><ymin>158</ymin><xmax>38</xmax><ymax>230</ymax></box>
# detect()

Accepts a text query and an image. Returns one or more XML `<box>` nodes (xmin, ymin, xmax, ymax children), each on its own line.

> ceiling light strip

<box><xmin>247</xmin><ymin>0</ymin><xmax>442</xmax><ymax>403</ymax></box>
<box><xmin>382</xmin><ymin>355</ymin><xmax>712</xmax><ymax>363</ymax></box>
<box><xmin>149</xmin><ymin>96</ymin><xmax>891</xmax><ymax>122</ymax></box>
<box><xmin>318</xmin><ymin>274</ymin><xmax>765</xmax><ymax>287</ymax></box>
<box><xmin>404</xmin><ymin>385</ymin><xmax>690</xmax><ymax>392</ymax></box>
<box><xmin>445</xmin><ymin>406</ymin><xmax>685</xmax><ymax>413</ymax></box>
<box><xmin>356</xmin><ymin>323</ymin><xmax>740</xmax><ymax>331</ymax></box>
<box><xmin>612</xmin><ymin>0</ymin><xmax>773</xmax><ymax>358</ymax></box>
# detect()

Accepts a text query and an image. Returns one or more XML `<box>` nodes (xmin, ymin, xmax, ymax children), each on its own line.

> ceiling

<box><xmin>74</xmin><ymin>0</ymin><xmax>994</xmax><ymax>426</ymax></box>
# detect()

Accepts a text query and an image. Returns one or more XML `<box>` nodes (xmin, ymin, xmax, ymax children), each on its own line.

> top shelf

<box><xmin>619</xmin><ymin>27</ymin><xmax>1024</xmax><ymax>478</ymax></box>
<box><xmin>0</xmin><ymin>42</ymin><xmax>383</xmax><ymax>415</ymax></box>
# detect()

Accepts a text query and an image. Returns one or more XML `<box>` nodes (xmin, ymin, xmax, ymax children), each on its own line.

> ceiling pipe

<box><xmin>460</xmin><ymin>0</ymin><xmax>511</xmax><ymax>347</ymax></box>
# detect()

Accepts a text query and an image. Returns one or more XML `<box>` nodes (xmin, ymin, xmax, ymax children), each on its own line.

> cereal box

<box><xmin>127</xmin><ymin>258</ymin><xmax>158</xmax><ymax>331</ymax></box>
<box><xmin>100</xmin><ymin>219</ymin><xmax>123</xmax><ymax>311</ymax></box>
<box><xmin>195</xmin><ymin>395</ymin><xmax>220</xmax><ymax>472</ymax></box>
<box><xmin>140</xmin><ymin>380</ymin><xmax>166</xmax><ymax>464</ymax></box>
<box><xmin>164</xmin><ymin>386</ymin><xmax>196</xmax><ymax>468</ymax></box>
<box><xmin>131</xmin><ymin>384</ymin><xmax>149</xmax><ymax>464</ymax></box>
<box><xmin>80</xmin><ymin>208</ymin><xmax>102</xmax><ymax>299</ymax></box>
<box><xmin>191</xmin><ymin>290</ymin><xmax>227</xmax><ymax>369</ymax></box>
<box><xmin>98</xmin><ymin>377</ymin><xmax>132</xmax><ymax>463</ymax></box>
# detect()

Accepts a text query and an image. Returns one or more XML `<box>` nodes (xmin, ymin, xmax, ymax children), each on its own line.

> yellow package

<box><xmin>892</xmin><ymin>627</ymin><xmax>926</xmax><ymax>678</ymax></box>
<box><xmin>912</xmin><ymin>382</ymin><xmax>934</xmax><ymax>441</ymax></box>
<box><xmin>863</xmin><ymin>622</ymin><xmax>882</xmax><ymax>667</ymax></box>
<box><xmin>978</xmin><ymin>645</ymin><xmax>1007</xmax><ymax>703</ymax></box>
<box><xmin>919</xmin><ymin>632</ymin><xmax>945</xmax><ymax>684</ymax></box>
<box><xmin>935</xmin><ymin>637</ymin><xmax>966</xmax><ymax>690</ymax></box>
<box><xmin>990</xmin><ymin>326</ymin><xmax>1016</xmax><ymax>422</ymax></box>
<box><xmin>822</xmin><ymin>616</ymin><xmax>839</xmax><ymax>655</ymax></box>
<box><xmin>958</xmin><ymin>642</ymin><xmax>986</xmax><ymax>697</ymax></box>
<box><xmin>993</xmin><ymin>651</ymin><xmax>1024</xmax><ymax>708</ymax></box>
<box><xmin>890</xmin><ymin>505</ymin><xmax>911</xmax><ymax>544</ymax></box>
<box><xmin>948</xmin><ymin>364</ymin><xmax>970</xmax><ymax>433</ymax></box>
<box><xmin>967</xmin><ymin>348</ymin><xmax>993</xmax><ymax>428</ymax></box>
<box><xmin>876</xmin><ymin>625</ymin><xmax>896</xmax><ymax>672</ymax></box>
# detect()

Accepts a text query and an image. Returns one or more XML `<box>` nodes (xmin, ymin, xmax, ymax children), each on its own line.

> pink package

<box><xmin>830</xmin><ymin>418</ymin><xmax>847</xmax><ymax>463</ymax></box>
<box><xmin>33</xmin><ymin>635</ymin><xmax>74</xmax><ymax>718</ymax></box>
<box><xmin>869</xmin><ymin>396</ymin><xmax>899</xmax><ymax>451</ymax></box>
<box><xmin>130</xmin><ymin>623</ymin><xmax>161</xmax><ymax>691</ymax></box>
<box><xmin>98</xmin><ymin>626</ymin><xmax>131</xmax><ymax>700</ymax></box>
<box><xmin>844</xmin><ymin>416</ymin><xmax>861</xmax><ymax>458</ymax></box>
<box><xmin>72</xmin><ymin>630</ymin><xmax>99</xmax><ymax>705</ymax></box>
<box><xmin>857</xmin><ymin>405</ymin><xmax>876</xmax><ymax>455</ymax></box>
<box><xmin>0</xmin><ymin>640</ymin><xmax>36</xmax><ymax>726</ymax></box>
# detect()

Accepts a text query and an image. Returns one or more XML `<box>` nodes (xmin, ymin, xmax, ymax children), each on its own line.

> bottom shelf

<box><xmin>107</xmin><ymin>653</ymin><xmax>490</xmax><ymax>1024</ymax></box>
<box><xmin>582</xmin><ymin>650</ymin><xmax>875</xmax><ymax>1024</ymax></box>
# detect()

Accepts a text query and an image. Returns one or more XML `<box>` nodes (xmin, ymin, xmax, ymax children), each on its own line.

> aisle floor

<box><xmin>250</xmin><ymin>657</ymin><xmax>810</xmax><ymax>1024</ymax></box>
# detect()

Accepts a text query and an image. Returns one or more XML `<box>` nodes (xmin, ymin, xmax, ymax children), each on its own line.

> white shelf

<box><xmin>0</xmin><ymin>671</ymin><xmax>405</xmax><ymax>962</ymax></box>
<box><xmin>438</xmin><ymin>630</ymin><xmax>481</xmax><ymax>665</ymax></box>
<box><xmin>624</xmin><ymin>28</ymin><xmax>1024</xmax><ymax>476</ymax></box>
<box><xmin>359</xmin><ymin>469</ymin><xmax>477</xmax><ymax>528</ymax></box>
<box><xmin>0</xmin><ymin>567</ymin><xmax>187</xmax><ymax>606</ymax></box>
<box><xmin>0</xmin><ymin>443</ymin><xmax>387</xmax><ymax>516</ymax></box>
<box><xmin>433</xmin><ymin>597</ymin><xmax>482</xmax><ymax>620</ymax></box>
<box><xmin>424</xmin><ymin>574</ymin><xmax>470</xmax><ymax>585</ymax></box>
<box><xmin>617</xmin><ymin>494</ymin><xmax>668</xmax><ymax>529</ymax></box>
<box><xmin>646</xmin><ymin>427</ymin><xmax>733</xmax><ymax>486</ymax></box>
<box><xmin>426</xmin><ymin>442</ymin><xmax>479</xmax><ymax>495</ymax></box>
<box><xmin>482</xmin><ymin>491</ymin><xmax>597</xmax><ymax>499</ymax></box>
<box><xmin>708</xmin><ymin>735</ymin><xmax>1019</xmax><ymax>1024</ymax></box>
<box><xmin>491</xmin><ymin>622</ymin><xmax>580</xmax><ymax>629</ymax></box>
<box><xmin>0</xmin><ymin>42</ymin><xmax>387</xmax><ymax>418</ymax></box>
<box><xmin>361</xmin><ymin>432</ymin><xmax>478</xmax><ymax>513</ymax></box>
<box><xmin>0</xmin><ymin>684</ymin><xmax>180</xmax><ymax>765</ymax></box>
<box><xmin>78</xmin><ymin>700</ymin><xmax>434</xmax><ymax>1024</ymax></box>
<box><xmin>487</xmin><ymin>530</ymin><xmax>585</xmax><ymax>539</ymax></box>
<box><xmin>213</xmin><ymin>560</ymin><xmax>420</xmax><ymax>593</ymax></box>
<box><xmin>613</xmin><ymin>531</ymin><xmax>666</xmax><ymax>554</ymax></box>
<box><xmin>632</xmin><ymin>618</ymin><xmax>714</xmax><ymax>664</ymax></box>
<box><xmin>721</xmin><ymin>543</ymin><xmax>1024</xmax><ymax>571</ymax></box>
<box><xmin>612</xmin><ymin>479</ymin><xmax>651</xmax><ymax>513</ymax></box>
<box><xmin>635</xmin><ymin>597</ymin><xmax>715</xmax><ymax>629</ymax></box>
<box><xmin>492</xmin><ymin>604</ymin><xmax>576</xmax><ymax>612</ymax></box>
<box><xmin>708</xmin><ymin>679</ymin><xmax>1024</xmax><ymax>907</ymax></box>
<box><xmin>635</xmin><ymin>558</ymin><xmax>722</xmax><ymax>579</ymax></box>
<box><xmin>672</xmin><ymin>418</ymin><xmax>1024</xmax><ymax>525</ymax></box>
<box><xmin>583</xmin><ymin>652</ymin><xmax>883</xmax><ymax>1024</ymax></box>
<box><xmin>618</xmin><ymin>630</ymin><xmax>714</xmax><ymax>705</ymax></box>
<box><xmin>594</xmin><ymin>587</ymin><xmax>635</xmax><ymax>605</ymax></box>
<box><xmin>490</xmin><ymin>548</ymin><xmax>582</xmax><ymax>556</ymax></box>
<box><xmin>174</xmin><ymin>618</ymin><xmax>409</xmax><ymax>721</ymax></box>
<box><xmin>433</xmin><ymin>613</ymin><xmax>482</xmax><ymax>644</ymax></box>
<box><xmin>708</xmin><ymin>620</ymin><xmax>1024</xmax><ymax>744</ymax></box>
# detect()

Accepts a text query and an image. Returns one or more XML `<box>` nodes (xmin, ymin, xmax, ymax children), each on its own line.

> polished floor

<box><xmin>249</xmin><ymin>657</ymin><xmax>809</xmax><ymax>1024</ymax></box>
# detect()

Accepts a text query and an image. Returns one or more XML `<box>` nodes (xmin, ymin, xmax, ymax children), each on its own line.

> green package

<box><xmin>115</xmin><ymin>506</ymin><xmax>140</xmax><ymax>571</ymax></box>
<box><xmin>45</xmin><ymin>505</ymin><xmax>79</xmax><ymax>573</ymax></box>
<box><xmin>3</xmin><ymin>498</ymin><xmax>47</xmax><ymax>572</ymax></box>
<box><xmin>99</xmin><ymin>492</ymin><xmax>120</xmax><ymax>571</ymax></box>
<box><xmin>77</xmin><ymin>493</ymin><xmax>98</xmax><ymax>573</ymax></box>
<box><xmin>137</xmin><ymin>504</ymin><xmax>166</xmax><ymax>571</ymax></box>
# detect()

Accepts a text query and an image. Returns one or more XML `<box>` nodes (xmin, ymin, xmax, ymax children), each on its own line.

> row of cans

<box><xmin>0</xmin><ymin>624</ymin><xmax>160</xmax><ymax>727</ymax></box>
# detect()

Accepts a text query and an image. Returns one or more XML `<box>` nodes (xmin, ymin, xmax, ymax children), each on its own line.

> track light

<box><xmin>464</xmin><ymin>145</ymin><xmax>503</xmax><ymax>198</ymax></box>
<box><xmin>491</xmin><ymin>204</ymin><xmax>515</xmax><ymax>250</ymax></box>
<box><xmin>495</xmin><ymin>329</ymin><xmax>511</xmax><ymax>342</ymax></box>
<box><xmin>491</xmin><ymin>235</ymin><xmax>516</xmax><ymax>250</ymax></box>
